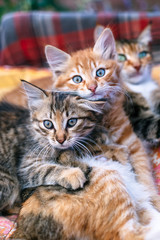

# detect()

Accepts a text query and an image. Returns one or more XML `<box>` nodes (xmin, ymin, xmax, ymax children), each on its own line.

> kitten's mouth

<box><xmin>88</xmin><ymin>92</ymin><xmax>107</xmax><ymax>101</ymax></box>
<box><xmin>131</xmin><ymin>71</ymin><xmax>142</xmax><ymax>77</ymax></box>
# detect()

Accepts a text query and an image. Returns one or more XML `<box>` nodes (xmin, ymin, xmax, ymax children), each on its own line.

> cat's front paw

<box><xmin>57</xmin><ymin>167</ymin><xmax>87</xmax><ymax>190</ymax></box>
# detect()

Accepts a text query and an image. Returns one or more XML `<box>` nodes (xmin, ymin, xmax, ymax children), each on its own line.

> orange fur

<box><xmin>13</xmin><ymin>166</ymin><xmax>149</xmax><ymax>240</ymax></box>
<box><xmin>45</xmin><ymin>28</ymin><xmax>160</xmax><ymax>212</ymax></box>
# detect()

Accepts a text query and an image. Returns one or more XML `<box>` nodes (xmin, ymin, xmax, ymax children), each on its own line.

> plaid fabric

<box><xmin>0</xmin><ymin>11</ymin><xmax>160</xmax><ymax>67</ymax></box>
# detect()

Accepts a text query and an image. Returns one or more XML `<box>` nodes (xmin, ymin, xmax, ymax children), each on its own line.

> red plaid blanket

<box><xmin>0</xmin><ymin>11</ymin><xmax>160</xmax><ymax>67</ymax></box>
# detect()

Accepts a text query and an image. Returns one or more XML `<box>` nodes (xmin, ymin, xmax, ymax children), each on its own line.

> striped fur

<box><xmin>0</xmin><ymin>102</ymin><xmax>29</xmax><ymax>211</ymax></box>
<box><xmin>45</xmin><ymin>28</ymin><xmax>160</xmax><ymax>213</ymax></box>
<box><xmin>0</xmin><ymin>82</ymin><xmax>107</xmax><ymax>211</ymax></box>
<box><xmin>13</xmin><ymin>158</ymin><xmax>160</xmax><ymax>240</ymax></box>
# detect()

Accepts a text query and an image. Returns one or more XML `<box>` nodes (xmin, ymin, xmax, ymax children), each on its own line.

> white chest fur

<box><xmin>126</xmin><ymin>78</ymin><xmax>158</xmax><ymax>104</ymax></box>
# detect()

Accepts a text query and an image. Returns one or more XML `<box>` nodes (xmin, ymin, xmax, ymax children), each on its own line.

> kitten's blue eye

<box><xmin>118</xmin><ymin>54</ymin><xmax>127</xmax><ymax>62</ymax></box>
<box><xmin>67</xmin><ymin>118</ymin><xmax>77</xmax><ymax>128</ymax></box>
<box><xmin>139</xmin><ymin>51</ymin><xmax>148</xmax><ymax>59</ymax></box>
<box><xmin>43</xmin><ymin>120</ymin><xmax>53</xmax><ymax>129</ymax></box>
<box><xmin>96</xmin><ymin>68</ymin><xmax>105</xmax><ymax>77</ymax></box>
<box><xmin>72</xmin><ymin>75</ymin><xmax>82</xmax><ymax>84</ymax></box>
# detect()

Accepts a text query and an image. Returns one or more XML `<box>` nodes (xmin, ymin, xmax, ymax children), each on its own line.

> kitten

<box><xmin>45</xmin><ymin>27</ymin><xmax>160</xmax><ymax>211</ymax></box>
<box><xmin>94</xmin><ymin>24</ymin><xmax>160</xmax><ymax>143</ymax></box>
<box><xmin>0</xmin><ymin>80</ymin><xmax>104</xmax><ymax>211</ymax></box>
<box><xmin>12</xmin><ymin>158</ymin><xmax>160</xmax><ymax>240</ymax></box>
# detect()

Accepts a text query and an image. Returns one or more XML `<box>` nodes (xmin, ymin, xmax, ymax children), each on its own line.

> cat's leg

<box><xmin>58</xmin><ymin>150</ymin><xmax>92</xmax><ymax>176</ymax></box>
<box><xmin>94</xmin><ymin>143</ymin><xmax>130</xmax><ymax>164</ymax></box>
<box><xmin>0</xmin><ymin>168</ymin><xmax>20</xmax><ymax>211</ymax></box>
<box><xmin>19</xmin><ymin>154</ymin><xmax>87</xmax><ymax>191</ymax></box>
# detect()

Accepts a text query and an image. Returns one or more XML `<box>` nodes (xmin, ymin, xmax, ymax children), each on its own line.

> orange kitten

<box><xmin>45</xmin><ymin>28</ymin><xmax>160</xmax><ymax>211</ymax></box>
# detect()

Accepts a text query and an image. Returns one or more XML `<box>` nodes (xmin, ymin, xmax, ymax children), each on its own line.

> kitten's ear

<box><xmin>93</xmin><ymin>28</ymin><xmax>117</xmax><ymax>60</ymax></box>
<box><xmin>94</xmin><ymin>25</ymin><xmax>105</xmax><ymax>42</ymax></box>
<box><xmin>21</xmin><ymin>80</ymin><xmax>47</xmax><ymax>110</ymax></box>
<box><xmin>138</xmin><ymin>24</ymin><xmax>152</xmax><ymax>45</ymax></box>
<box><xmin>45</xmin><ymin>45</ymin><xmax>70</xmax><ymax>77</ymax></box>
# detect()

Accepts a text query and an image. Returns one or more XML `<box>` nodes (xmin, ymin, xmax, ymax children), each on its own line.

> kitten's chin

<box><xmin>49</xmin><ymin>140</ymin><xmax>71</xmax><ymax>150</ymax></box>
<box><xmin>79</xmin><ymin>92</ymin><xmax>107</xmax><ymax>101</ymax></box>
<box><xmin>88</xmin><ymin>95</ymin><xmax>105</xmax><ymax>100</ymax></box>
<box><xmin>123</xmin><ymin>73</ymin><xmax>145</xmax><ymax>85</ymax></box>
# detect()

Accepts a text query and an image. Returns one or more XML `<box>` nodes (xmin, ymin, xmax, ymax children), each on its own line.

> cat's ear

<box><xmin>94</xmin><ymin>25</ymin><xmax>105</xmax><ymax>42</ymax></box>
<box><xmin>93</xmin><ymin>28</ymin><xmax>117</xmax><ymax>60</ymax></box>
<box><xmin>138</xmin><ymin>24</ymin><xmax>152</xmax><ymax>45</ymax></box>
<box><xmin>45</xmin><ymin>45</ymin><xmax>70</xmax><ymax>77</ymax></box>
<box><xmin>21</xmin><ymin>80</ymin><xmax>47</xmax><ymax>110</ymax></box>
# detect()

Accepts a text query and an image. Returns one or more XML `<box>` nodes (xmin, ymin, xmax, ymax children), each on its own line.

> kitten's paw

<box><xmin>57</xmin><ymin>167</ymin><xmax>87</xmax><ymax>190</ymax></box>
<box><xmin>78</xmin><ymin>163</ymin><xmax>92</xmax><ymax>177</ymax></box>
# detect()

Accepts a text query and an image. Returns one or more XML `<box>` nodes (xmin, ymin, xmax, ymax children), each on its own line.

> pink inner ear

<box><xmin>93</xmin><ymin>29</ymin><xmax>117</xmax><ymax>60</ymax></box>
<box><xmin>45</xmin><ymin>45</ymin><xmax>71</xmax><ymax>71</ymax></box>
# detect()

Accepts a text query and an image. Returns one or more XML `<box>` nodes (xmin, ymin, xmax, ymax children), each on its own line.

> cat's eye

<box><xmin>67</xmin><ymin>118</ymin><xmax>77</xmax><ymax>128</ymax></box>
<box><xmin>43</xmin><ymin>120</ymin><xmax>54</xmax><ymax>129</ymax></box>
<box><xmin>118</xmin><ymin>54</ymin><xmax>127</xmax><ymax>62</ymax></box>
<box><xmin>138</xmin><ymin>51</ymin><xmax>148</xmax><ymax>59</ymax></box>
<box><xmin>72</xmin><ymin>75</ymin><xmax>83</xmax><ymax>84</ymax></box>
<box><xmin>96</xmin><ymin>68</ymin><xmax>105</xmax><ymax>77</ymax></box>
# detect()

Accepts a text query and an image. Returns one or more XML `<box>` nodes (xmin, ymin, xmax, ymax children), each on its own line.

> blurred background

<box><xmin>0</xmin><ymin>0</ymin><xmax>160</xmax><ymax>102</ymax></box>
<box><xmin>1</xmin><ymin>0</ymin><xmax>160</xmax><ymax>16</ymax></box>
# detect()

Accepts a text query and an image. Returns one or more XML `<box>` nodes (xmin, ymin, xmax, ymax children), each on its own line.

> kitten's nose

<box><xmin>88</xmin><ymin>84</ymin><xmax>97</xmax><ymax>93</ymax></box>
<box><xmin>134</xmin><ymin>65</ymin><xmax>141</xmax><ymax>72</ymax></box>
<box><xmin>56</xmin><ymin>135</ymin><xmax>66</xmax><ymax>144</ymax></box>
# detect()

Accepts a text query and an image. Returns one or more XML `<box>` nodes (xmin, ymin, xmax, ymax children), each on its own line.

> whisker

<box><xmin>75</xmin><ymin>141</ymin><xmax>93</xmax><ymax>158</ymax></box>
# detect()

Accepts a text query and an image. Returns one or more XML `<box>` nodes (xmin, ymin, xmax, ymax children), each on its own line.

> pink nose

<box><xmin>56</xmin><ymin>136</ymin><xmax>66</xmax><ymax>144</ymax></box>
<box><xmin>88</xmin><ymin>85</ymin><xmax>97</xmax><ymax>93</ymax></box>
<box><xmin>134</xmin><ymin>65</ymin><xmax>141</xmax><ymax>72</ymax></box>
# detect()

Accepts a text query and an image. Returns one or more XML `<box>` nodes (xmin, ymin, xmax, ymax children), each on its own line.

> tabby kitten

<box><xmin>45</xmin><ymin>28</ymin><xmax>160</xmax><ymax>211</ymax></box>
<box><xmin>0</xmin><ymin>80</ymin><xmax>106</xmax><ymax>211</ymax></box>
<box><xmin>12</xmin><ymin>157</ymin><xmax>160</xmax><ymax>240</ymax></box>
<box><xmin>94</xmin><ymin>24</ymin><xmax>160</xmax><ymax>143</ymax></box>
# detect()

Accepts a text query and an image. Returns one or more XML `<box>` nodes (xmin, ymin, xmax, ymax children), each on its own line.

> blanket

<box><xmin>1</xmin><ymin>11</ymin><xmax>160</xmax><ymax>67</ymax></box>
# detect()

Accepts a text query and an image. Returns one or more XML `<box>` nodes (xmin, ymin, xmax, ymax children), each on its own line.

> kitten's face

<box><xmin>22</xmin><ymin>81</ymin><xmax>102</xmax><ymax>150</ymax></box>
<box><xmin>116</xmin><ymin>41</ymin><xmax>151</xmax><ymax>84</ymax></box>
<box><xmin>45</xmin><ymin>28</ymin><xmax>121</xmax><ymax>101</ymax></box>
<box><xmin>55</xmin><ymin>50</ymin><xmax>120</xmax><ymax>100</ymax></box>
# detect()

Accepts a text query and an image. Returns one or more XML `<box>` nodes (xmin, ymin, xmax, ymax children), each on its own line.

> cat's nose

<box><xmin>56</xmin><ymin>135</ymin><xmax>66</xmax><ymax>144</ymax></box>
<box><xmin>134</xmin><ymin>65</ymin><xmax>141</xmax><ymax>72</ymax></box>
<box><xmin>88</xmin><ymin>84</ymin><xmax>97</xmax><ymax>93</ymax></box>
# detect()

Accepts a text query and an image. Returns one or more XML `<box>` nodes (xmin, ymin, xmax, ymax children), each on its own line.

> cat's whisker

<box><xmin>77</xmin><ymin>138</ymin><xmax>98</xmax><ymax>153</ymax></box>
<box><xmin>72</xmin><ymin>143</ymin><xmax>86</xmax><ymax>159</ymax></box>
<box><xmin>41</xmin><ymin>143</ymin><xmax>51</xmax><ymax>160</ymax></box>
<box><xmin>75</xmin><ymin>141</ymin><xmax>93</xmax><ymax>158</ymax></box>
<box><xmin>35</xmin><ymin>144</ymin><xmax>50</xmax><ymax>162</ymax></box>
<box><xmin>79</xmin><ymin>137</ymin><xmax>103</xmax><ymax>152</ymax></box>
